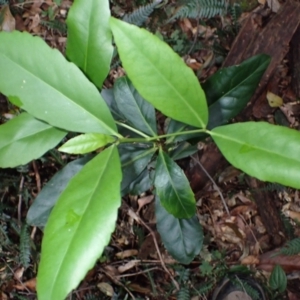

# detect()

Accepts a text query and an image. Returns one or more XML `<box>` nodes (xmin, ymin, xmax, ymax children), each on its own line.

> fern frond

<box><xmin>280</xmin><ymin>238</ymin><xmax>300</xmax><ymax>256</ymax></box>
<box><xmin>232</xmin><ymin>279</ymin><xmax>260</xmax><ymax>300</ymax></box>
<box><xmin>197</xmin><ymin>280</ymin><xmax>214</xmax><ymax>295</ymax></box>
<box><xmin>177</xmin><ymin>287</ymin><xmax>190</xmax><ymax>300</ymax></box>
<box><xmin>19</xmin><ymin>224</ymin><xmax>31</xmax><ymax>268</ymax></box>
<box><xmin>169</xmin><ymin>0</ymin><xmax>227</xmax><ymax>22</ymax></box>
<box><xmin>123</xmin><ymin>0</ymin><xmax>162</xmax><ymax>26</ymax></box>
<box><xmin>40</xmin><ymin>19</ymin><xmax>67</xmax><ymax>34</ymax></box>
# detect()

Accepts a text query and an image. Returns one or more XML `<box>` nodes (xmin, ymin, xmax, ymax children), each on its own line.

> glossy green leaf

<box><xmin>211</xmin><ymin>122</ymin><xmax>300</xmax><ymax>189</ymax></box>
<box><xmin>37</xmin><ymin>146</ymin><xmax>121</xmax><ymax>300</ymax></box>
<box><xmin>155</xmin><ymin>196</ymin><xmax>203</xmax><ymax>264</ymax></box>
<box><xmin>27</xmin><ymin>155</ymin><xmax>94</xmax><ymax>228</ymax></box>
<box><xmin>0</xmin><ymin>31</ymin><xmax>117</xmax><ymax>135</ymax></box>
<box><xmin>203</xmin><ymin>54</ymin><xmax>271</xmax><ymax>129</ymax></box>
<box><xmin>59</xmin><ymin>133</ymin><xmax>115</xmax><ymax>154</ymax></box>
<box><xmin>119</xmin><ymin>144</ymin><xmax>156</xmax><ymax>193</ymax></box>
<box><xmin>114</xmin><ymin>76</ymin><xmax>157</xmax><ymax>136</ymax></box>
<box><xmin>110</xmin><ymin>17</ymin><xmax>208</xmax><ymax>128</ymax></box>
<box><xmin>0</xmin><ymin>112</ymin><xmax>66</xmax><ymax>168</ymax></box>
<box><xmin>154</xmin><ymin>150</ymin><xmax>196</xmax><ymax>218</ymax></box>
<box><xmin>269</xmin><ymin>265</ymin><xmax>287</xmax><ymax>293</ymax></box>
<box><xmin>169</xmin><ymin>142</ymin><xmax>198</xmax><ymax>160</ymax></box>
<box><xmin>66</xmin><ymin>0</ymin><xmax>113</xmax><ymax>88</ymax></box>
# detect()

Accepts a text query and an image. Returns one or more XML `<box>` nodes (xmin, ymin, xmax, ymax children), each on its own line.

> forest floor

<box><xmin>1</xmin><ymin>0</ymin><xmax>300</xmax><ymax>299</ymax></box>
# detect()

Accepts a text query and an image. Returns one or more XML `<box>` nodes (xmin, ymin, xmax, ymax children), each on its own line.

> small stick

<box><xmin>190</xmin><ymin>154</ymin><xmax>230</xmax><ymax>216</ymax></box>
<box><xmin>17</xmin><ymin>175</ymin><xmax>24</xmax><ymax>226</ymax></box>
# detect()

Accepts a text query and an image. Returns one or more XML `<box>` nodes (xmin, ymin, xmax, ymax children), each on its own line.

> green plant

<box><xmin>0</xmin><ymin>0</ymin><xmax>300</xmax><ymax>299</ymax></box>
<box><xmin>168</xmin><ymin>0</ymin><xmax>227</xmax><ymax>22</ymax></box>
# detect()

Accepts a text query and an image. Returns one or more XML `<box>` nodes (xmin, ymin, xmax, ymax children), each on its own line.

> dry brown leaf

<box><xmin>28</xmin><ymin>14</ymin><xmax>40</xmax><ymax>31</ymax></box>
<box><xmin>0</xmin><ymin>5</ymin><xmax>16</xmax><ymax>32</ymax></box>
<box><xmin>285</xmin><ymin>210</ymin><xmax>300</xmax><ymax>223</ymax></box>
<box><xmin>267</xmin><ymin>0</ymin><xmax>281</xmax><ymax>12</ymax></box>
<box><xmin>258</xmin><ymin>250</ymin><xmax>300</xmax><ymax>272</ymax></box>
<box><xmin>115</xmin><ymin>249</ymin><xmax>138</xmax><ymax>259</ymax></box>
<box><xmin>241</xmin><ymin>255</ymin><xmax>260</xmax><ymax>265</ymax></box>
<box><xmin>118</xmin><ymin>260</ymin><xmax>139</xmax><ymax>273</ymax></box>
<box><xmin>128</xmin><ymin>283</ymin><xmax>151</xmax><ymax>294</ymax></box>
<box><xmin>0</xmin><ymin>292</ymin><xmax>8</xmax><ymax>300</ymax></box>
<box><xmin>137</xmin><ymin>195</ymin><xmax>154</xmax><ymax>213</ymax></box>
<box><xmin>97</xmin><ymin>282</ymin><xmax>114</xmax><ymax>297</ymax></box>
<box><xmin>14</xmin><ymin>277</ymin><xmax>36</xmax><ymax>291</ymax></box>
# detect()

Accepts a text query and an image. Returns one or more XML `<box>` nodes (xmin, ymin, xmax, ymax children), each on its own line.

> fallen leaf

<box><xmin>115</xmin><ymin>249</ymin><xmax>138</xmax><ymax>259</ymax></box>
<box><xmin>267</xmin><ymin>91</ymin><xmax>283</xmax><ymax>107</ymax></box>
<box><xmin>0</xmin><ymin>5</ymin><xmax>16</xmax><ymax>32</ymax></box>
<box><xmin>97</xmin><ymin>282</ymin><xmax>114</xmax><ymax>296</ymax></box>
<box><xmin>118</xmin><ymin>260</ymin><xmax>139</xmax><ymax>273</ymax></box>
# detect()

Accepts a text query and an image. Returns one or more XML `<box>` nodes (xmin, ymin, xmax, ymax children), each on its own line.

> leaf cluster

<box><xmin>0</xmin><ymin>1</ymin><xmax>299</xmax><ymax>299</ymax></box>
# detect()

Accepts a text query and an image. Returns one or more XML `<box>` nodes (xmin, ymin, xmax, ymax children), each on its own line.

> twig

<box><xmin>102</xmin><ymin>269</ymin><xmax>136</xmax><ymax>300</ymax></box>
<box><xmin>190</xmin><ymin>154</ymin><xmax>230</xmax><ymax>216</ymax></box>
<box><xmin>17</xmin><ymin>175</ymin><xmax>24</xmax><ymax>226</ymax></box>
<box><xmin>116</xmin><ymin>267</ymin><xmax>161</xmax><ymax>278</ymax></box>
<box><xmin>31</xmin><ymin>160</ymin><xmax>41</xmax><ymax>240</ymax></box>
<box><xmin>127</xmin><ymin>208</ymin><xmax>180</xmax><ymax>292</ymax></box>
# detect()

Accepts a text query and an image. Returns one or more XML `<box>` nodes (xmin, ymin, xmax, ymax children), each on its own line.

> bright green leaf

<box><xmin>0</xmin><ymin>112</ymin><xmax>66</xmax><ymax>168</ymax></box>
<box><xmin>155</xmin><ymin>196</ymin><xmax>203</xmax><ymax>264</ymax></box>
<box><xmin>110</xmin><ymin>17</ymin><xmax>208</xmax><ymax>128</ymax></box>
<box><xmin>27</xmin><ymin>155</ymin><xmax>94</xmax><ymax>228</ymax></box>
<box><xmin>154</xmin><ymin>149</ymin><xmax>196</xmax><ymax>218</ymax></box>
<box><xmin>37</xmin><ymin>146</ymin><xmax>122</xmax><ymax>300</ymax></box>
<box><xmin>66</xmin><ymin>0</ymin><xmax>113</xmax><ymax>88</ymax></box>
<box><xmin>211</xmin><ymin>122</ymin><xmax>300</xmax><ymax>189</ymax></box>
<box><xmin>0</xmin><ymin>31</ymin><xmax>117</xmax><ymax>135</ymax></box>
<box><xmin>59</xmin><ymin>133</ymin><xmax>115</xmax><ymax>154</ymax></box>
<box><xmin>269</xmin><ymin>265</ymin><xmax>287</xmax><ymax>293</ymax></box>
<box><xmin>114</xmin><ymin>76</ymin><xmax>157</xmax><ymax>136</ymax></box>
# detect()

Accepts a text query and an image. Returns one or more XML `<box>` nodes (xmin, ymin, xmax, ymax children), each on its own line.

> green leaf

<box><xmin>37</xmin><ymin>146</ymin><xmax>121</xmax><ymax>300</ymax></box>
<box><xmin>211</xmin><ymin>122</ymin><xmax>300</xmax><ymax>189</ymax></box>
<box><xmin>154</xmin><ymin>150</ymin><xmax>196</xmax><ymax>218</ymax></box>
<box><xmin>27</xmin><ymin>155</ymin><xmax>94</xmax><ymax>228</ymax></box>
<box><xmin>269</xmin><ymin>265</ymin><xmax>287</xmax><ymax>293</ymax></box>
<box><xmin>0</xmin><ymin>31</ymin><xmax>117</xmax><ymax>135</ymax></box>
<box><xmin>110</xmin><ymin>17</ymin><xmax>208</xmax><ymax>128</ymax></box>
<box><xmin>0</xmin><ymin>112</ymin><xmax>66</xmax><ymax>168</ymax></box>
<box><xmin>119</xmin><ymin>144</ymin><xmax>156</xmax><ymax>193</ymax></box>
<box><xmin>114</xmin><ymin>76</ymin><xmax>157</xmax><ymax>136</ymax></box>
<box><xmin>203</xmin><ymin>54</ymin><xmax>271</xmax><ymax>129</ymax></box>
<box><xmin>155</xmin><ymin>196</ymin><xmax>203</xmax><ymax>264</ymax></box>
<box><xmin>66</xmin><ymin>0</ymin><xmax>113</xmax><ymax>88</ymax></box>
<box><xmin>59</xmin><ymin>133</ymin><xmax>115</xmax><ymax>154</ymax></box>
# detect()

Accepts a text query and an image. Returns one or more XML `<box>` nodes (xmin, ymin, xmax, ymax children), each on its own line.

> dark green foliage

<box><xmin>279</xmin><ymin>238</ymin><xmax>300</xmax><ymax>256</ymax></box>
<box><xmin>123</xmin><ymin>0</ymin><xmax>162</xmax><ymax>26</ymax></box>
<box><xmin>40</xmin><ymin>19</ymin><xmax>67</xmax><ymax>34</ymax></box>
<box><xmin>0</xmin><ymin>0</ymin><xmax>9</xmax><ymax>5</ymax></box>
<box><xmin>19</xmin><ymin>223</ymin><xmax>31</xmax><ymax>268</ymax></box>
<box><xmin>228</xmin><ymin>2</ymin><xmax>242</xmax><ymax>32</ymax></box>
<box><xmin>177</xmin><ymin>287</ymin><xmax>190</xmax><ymax>300</ymax></box>
<box><xmin>232</xmin><ymin>278</ymin><xmax>261</xmax><ymax>300</ymax></box>
<box><xmin>168</xmin><ymin>0</ymin><xmax>227</xmax><ymax>22</ymax></box>
<box><xmin>280</xmin><ymin>212</ymin><xmax>295</xmax><ymax>239</ymax></box>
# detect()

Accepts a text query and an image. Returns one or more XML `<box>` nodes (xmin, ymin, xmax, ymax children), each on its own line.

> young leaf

<box><xmin>114</xmin><ymin>76</ymin><xmax>157</xmax><ymax>136</ymax></box>
<box><xmin>110</xmin><ymin>17</ymin><xmax>208</xmax><ymax>128</ymax></box>
<box><xmin>203</xmin><ymin>54</ymin><xmax>271</xmax><ymax>129</ymax></box>
<box><xmin>0</xmin><ymin>31</ymin><xmax>117</xmax><ymax>135</ymax></box>
<box><xmin>27</xmin><ymin>155</ymin><xmax>94</xmax><ymax>228</ymax></box>
<box><xmin>154</xmin><ymin>149</ymin><xmax>196</xmax><ymax>218</ymax></box>
<box><xmin>155</xmin><ymin>197</ymin><xmax>203</xmax><ymax>264</ymax></box>
<box><xmin>0</xmin><ymin>112</ymin><xmax>66</xmax><ymax>168</ymax></box>
<box><xmin>59</xmin><ymin>133</ymin><xmax>115</xmax><ymax>154</ymax></box>
<box><xmin>37</xmin><ymin>146</ymin><xmax>122</xmax><ymax>300</ymax></box>
<box><xmin>211</xmin><ymin>122</ymin><xmax>300</xmax><ymax>189</ymax></box>
<box><xmin>66</xmin><ymin>0</ymin><xmax>113</xmax><ymax>88</ymax></box>
<box><xmin>269</xmin><ymin>265</ymin><xmax>287</xmax><ymax>293</ymax></box>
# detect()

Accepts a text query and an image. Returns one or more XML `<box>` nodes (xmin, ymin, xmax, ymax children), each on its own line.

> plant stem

<box><xmin>118</xmin><ymin>129</ymin><xmax>207</xmax><ymax>144</ymax></box>
<box><xmin>116</xmin><ymin>121</ymin><xmax>150</xmax><ymax>138</ymax></box>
